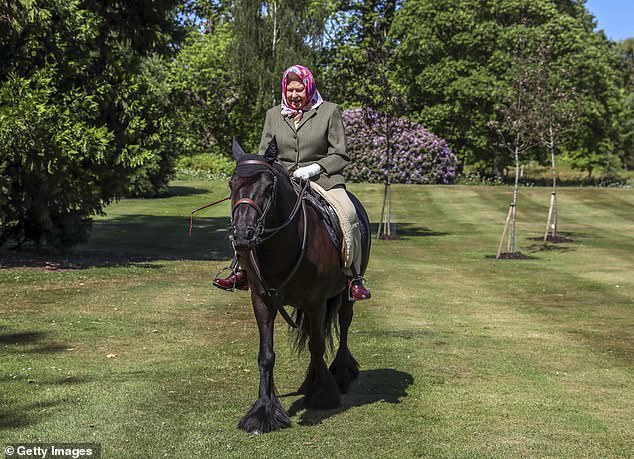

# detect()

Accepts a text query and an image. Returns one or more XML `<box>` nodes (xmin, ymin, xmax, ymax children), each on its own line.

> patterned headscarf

<box><xmin>281</xmin><ymin>65</ymin><xmax>323</xmax><ymax>122</ymax></box>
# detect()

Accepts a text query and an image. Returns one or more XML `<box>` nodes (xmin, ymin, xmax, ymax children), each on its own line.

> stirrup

<box><xmin>348</xmin><ymin>276</ymin><xmax>370</xmax><ymax>301</ymax></box>
<box><xmin>213</xmin><ymin>265</ymin><xmax>238</xmax><ymax>292</ymax></box>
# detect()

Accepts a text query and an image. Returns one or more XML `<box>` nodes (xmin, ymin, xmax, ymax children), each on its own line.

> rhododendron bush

<box><xmin>342</xmin><ymin>108</ymin><xmax>457</xmax><ymax>184</ymax></box>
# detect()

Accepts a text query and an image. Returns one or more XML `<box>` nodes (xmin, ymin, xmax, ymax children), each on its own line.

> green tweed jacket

<box><xmin>258</xmin><ymin>101</ymin><xmax>349</xmax><ymax>190</ymax></box>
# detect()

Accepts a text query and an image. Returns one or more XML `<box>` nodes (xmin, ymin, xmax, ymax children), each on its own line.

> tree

<box><xmin>390</xmin><ymin>0</ymin><xmax>624</xmax><ymax>176</ymax></box>
<box><xmin>168</xmin><ymin>23</ymin><xmax>235</xmax><ymax>158</ymax></box>
<box><xmin>320</xmin><ymin>0</ymin><xmax>402</xmax><ymax>238</ymax></box>
<box><xmin>0</xmin><ymin>0</ymin><xmax>181</xmax><ymax>247</ymax></box>
<box><xmin>231</xmin><ymin>0</ymin><xmax>328</xmax><ymax>151</ymax></box>
<box><xmin>531</xmin><ymin>45</ymin><xmax>580</xmax><ymax>242</ymax></box>
<box><xmin>488</xmin><ymin>35</ymin><xmax>539</xmax><ymax>258</ymax></box>
<box><xmin>617</xmin><ymin>38</ymin><xmax>634</xmax><ymax>171</ymax></box>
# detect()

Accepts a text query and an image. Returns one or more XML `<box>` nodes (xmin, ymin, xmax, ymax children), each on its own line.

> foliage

<box><xmin>168</xmin><ymin>25</ymin><xmax>234</xmax><ymax>158</ymax></box>
<box><xmin>0</xmin><ymin>71</ymin><xmax>112</xmax><ymax>247</ymax></box>
<box><xmin>0</xmin><ymin>0</ymin><xmax>181</xmax><ymax>247</ymax></box>
<box><xmin>389</xmin><ymin>0</ymin><xmax>624</xmax><ymax>174</ymax></box>
<box><xmin>342</xmin><ymin>108</ymin><xmax>457</xmax><ymax>184</ymax></box>
<box><xmin>175</xmin><ymin>153</ymin><xmax>235</xmax><ymax>178</ymax></box>
<box><xmin>319</xmin><ymin>0</ymin><xmax>400</xmax><ymax>111</ymax></box>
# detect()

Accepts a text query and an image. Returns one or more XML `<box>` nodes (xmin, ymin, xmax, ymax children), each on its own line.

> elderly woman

<box><xmin>214</xmin><ymin>65</ymin><xmax>370</xmax><ymax>301</ymax></box>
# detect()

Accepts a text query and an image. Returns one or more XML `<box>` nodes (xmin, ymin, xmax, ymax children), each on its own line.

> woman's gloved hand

<box><xmin>292</xmin><ymin>163</ymin><xmax>322</xmax><ymax>180</ymax></box>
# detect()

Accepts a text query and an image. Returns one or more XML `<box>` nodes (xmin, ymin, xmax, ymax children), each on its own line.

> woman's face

<box><xmin>286</xmin><ymin>79</ymin><xmax>307</xmax><ymax>110</ymax></box>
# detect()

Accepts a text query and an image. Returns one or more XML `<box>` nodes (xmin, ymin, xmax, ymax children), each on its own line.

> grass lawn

<box><xmin>1</xmin><ymin>180</ymin><xmax>632</xmax><ymax>458</ymax></box>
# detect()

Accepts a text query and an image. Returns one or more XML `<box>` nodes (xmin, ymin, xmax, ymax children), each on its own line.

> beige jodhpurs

<box><xmin>310</xmin><ymin>182</ymin><xmax>362</xmax><ymax>277</ymax></box>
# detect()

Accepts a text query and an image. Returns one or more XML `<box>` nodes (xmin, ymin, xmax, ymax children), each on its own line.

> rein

<box><xmin>232</xmin><ymin>159</ymin><xmax>312</xmax><ymax>328</ymax></box>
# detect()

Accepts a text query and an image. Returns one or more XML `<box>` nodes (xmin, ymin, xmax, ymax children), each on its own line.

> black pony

<box><xmin>228</xmin><ymin>138</ymin><xmax>371</xmax><ymax>434</ymax></box>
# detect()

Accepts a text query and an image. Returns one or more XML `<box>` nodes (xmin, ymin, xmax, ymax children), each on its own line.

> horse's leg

<box><xmin>301</xmin><ymin>302</ymin><xmax>341</xmax><ymax>410</ymax></box>
<box><xmin>238</xmin><ymin>293</ymin><xmax>291</xmax><ymax>433</ymax></box>
<box><xmin>329</xmin><ymin>295</ymin><xmax>360</xmax><ymax>393</ymax></box>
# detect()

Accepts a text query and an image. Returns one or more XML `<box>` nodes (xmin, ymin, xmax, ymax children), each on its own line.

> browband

<box><xmin>236</xmin><ymin>159</ymin><xmax>273</xmax><ymax>169</ymax></box>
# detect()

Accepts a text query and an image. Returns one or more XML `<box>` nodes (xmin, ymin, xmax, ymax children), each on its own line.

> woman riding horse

<box><xmin>214</xmin><ymin>65</ymin><xmax>371</xmax><ymax>301</ymax></box>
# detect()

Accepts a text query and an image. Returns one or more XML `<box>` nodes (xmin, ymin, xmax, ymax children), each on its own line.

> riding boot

<box><xmin>213</xmin><ymin>256</ymin><xmax>249</xmax><ymax>291</ymax></box>
<box><xmin>348</xmin><ymin>265</ymin><xmax>371</xmax><ymax>301</ymax></box>
<box><xmin>213</xmin><ymin>269</ymin><xmax>248</xmax><ymax>291</ymax></box>
<box><xmin>348</xmin><ymin>278</ymin><xmax>371</xmax><ymax>301</ymax></box>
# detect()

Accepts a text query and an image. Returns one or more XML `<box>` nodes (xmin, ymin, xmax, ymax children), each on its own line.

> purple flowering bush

<box><xmin>342</xmin><ymin>108</ymin><xmax>457</xmax><ymax>184</ymax></box>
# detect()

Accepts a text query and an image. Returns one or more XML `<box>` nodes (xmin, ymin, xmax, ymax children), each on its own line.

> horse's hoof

<box><xmin>303</xmin><ymin>377</ymin><xmax>341</xmax><ymax>410</ymax></box>
<box><xmin>238</xmin><ymin>397</ymin><xmax>291</xmax><ymax>433</ymax></box>
<box><xmin>329</xmin><ymin>350</ymin><xmax>360</xmax><ymax>393</ymax></box>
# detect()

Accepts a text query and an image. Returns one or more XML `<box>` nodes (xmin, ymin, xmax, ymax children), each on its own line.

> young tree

<box><xmin>320</xmin><ymin>0</ymin><xmax>401</xmax><ymax>238</ymax></box>
<box><xmin>531</xmin><ymin>45</ymin><xmax>580</xmax><ymax>242</ymax></box>
<box><xmin>488</xmin><ymin>35</ymin><xmax>539</xmax><ymax>258</ymax></box>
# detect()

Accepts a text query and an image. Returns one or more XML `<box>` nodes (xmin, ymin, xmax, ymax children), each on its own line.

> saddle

<box><xmin>291</xmin><ymin>180</ymin><xmax>342</xmax><ymax>252</ymax></box>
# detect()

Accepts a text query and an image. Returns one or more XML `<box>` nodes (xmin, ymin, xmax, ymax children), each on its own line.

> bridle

<box><xmin>230</xmin><ymin>159</ymin><xmax>308</xmax><ymax>244</ymax></box>
<box><xmin>230</xmin><ymin>159</ymin><xmax>311</xmax><ymax>327</ymax></box>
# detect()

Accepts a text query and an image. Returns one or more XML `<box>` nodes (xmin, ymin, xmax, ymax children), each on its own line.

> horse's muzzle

<box><xmin>230</xmin><ymin>225</ymin><xmax>260</xmax><ymax>251</ymax></box>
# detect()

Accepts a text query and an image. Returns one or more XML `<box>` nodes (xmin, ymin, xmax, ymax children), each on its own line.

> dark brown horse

<box><xmin>228</xmin><ymin>138</ymin><xmax>371</xmax><ymax>434</ymax></box>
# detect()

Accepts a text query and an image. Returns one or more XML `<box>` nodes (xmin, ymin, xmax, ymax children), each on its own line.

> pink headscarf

<box><xmin>281</xmin><ymin>65</ymin><xmax>324</xmax><ymax>122</ymax></box>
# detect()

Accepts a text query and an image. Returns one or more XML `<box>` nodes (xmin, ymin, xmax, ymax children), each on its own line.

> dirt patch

<box><xmin>544</xmin><ymin>234</ymin><xmax>574</xmax><ymax>243</ymax></box>
<box><xmin>528</xmin><ymin>233</ymin><xmax>575</xmax><ymax>243</ymax></box>
<box><xmin>379</xmin><ymin>234</ymin><xmax>402</xmax><ymax>240</ymax></box>
<box><xmin>495</xmin><ymin>252</ymin><xmax>533</xmax><ymax>260</ymax></box>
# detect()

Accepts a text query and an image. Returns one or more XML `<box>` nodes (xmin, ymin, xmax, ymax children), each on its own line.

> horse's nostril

<box><xmin>246</xmin><ymin>228</ymin><xmax>255</xmax><ymax>239</ymax></box>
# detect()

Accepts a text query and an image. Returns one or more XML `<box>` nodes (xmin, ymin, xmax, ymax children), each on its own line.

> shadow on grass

<box><xmin>0</xmin><ymin>331</ymin><xmax>47</xmax><ymax>344</ymax></box>
<box><xmin>0</xmin><ymin>400</ymin><xmax>62</xmax><ymax>430</ymax></box>
<box><xmin>0</xmin><ymin>327</ymin><xmax>80</xmax><ymax>430</ymax></box>
<box><xmin>0</xmin><ymin>327</ymin><xmax>70</xmax><ymax>354</ymax></box>
<box><xmin>285</xmin><ymin>368</ymin><xmax>413</xmax><ymax>426</ymax></box>
<box><xmin>369</xmin><ymin>223</ymin><xmax>449</xmax><ymax>239</ymax></box>
<box><xmin>157</xmin><ymin>185</ymin><xmax>210</xmax><ymax>198</ymax></box>
<box><xmin>0</xmin><ymin>215</ymin><xmax>235</xmax><ymax>269</ymax></box>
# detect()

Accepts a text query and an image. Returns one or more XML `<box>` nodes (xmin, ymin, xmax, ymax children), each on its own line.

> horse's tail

<box><xmin>289</xmin><ymin>295</ymin><xmax>341</xmax><ymax>354</ymax></box>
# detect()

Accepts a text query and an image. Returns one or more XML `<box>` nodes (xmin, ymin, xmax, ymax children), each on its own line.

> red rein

<box><xmin>189</xmin><ymin>196</ymin><xmax>231</xmax><ymax>237</ymax></box>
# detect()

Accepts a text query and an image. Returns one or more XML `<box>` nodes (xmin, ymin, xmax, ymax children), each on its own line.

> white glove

<box><xmin>293</xmin><ymin>163</ymin><xmax>322</xmax><ymax>180</ymax></box>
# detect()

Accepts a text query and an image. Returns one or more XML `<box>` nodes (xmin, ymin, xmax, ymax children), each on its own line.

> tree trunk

<box><xmin>510</xmin><ymin>144</ymin><xmax>520</xmax><ymax>253</ymax></box>
<box><xmin>550</xmin><ymin>134</ymin><xmax>558</xmax><ymax>238</ymax></box>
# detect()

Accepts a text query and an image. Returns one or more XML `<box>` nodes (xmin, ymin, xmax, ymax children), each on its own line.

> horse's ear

<box><xmin>232</xmin><ymin>137</ymin><xmax>247</xmax><ymax>162</ymax></box>
<box><xmin>264</xmin><ymin>136</ymin><xmax>278</xmax><ymax>163</ymax></box>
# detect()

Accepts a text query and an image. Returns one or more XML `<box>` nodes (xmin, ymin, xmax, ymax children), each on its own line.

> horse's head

<box><xmin>229</xmin><ymin>137</ymin><xmax>286</xmax><ymax>251</ymax></box>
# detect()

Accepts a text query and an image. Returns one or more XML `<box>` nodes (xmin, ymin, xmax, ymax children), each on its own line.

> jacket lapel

<box><xmin>282</xmin><ymin>115</ymin><xmax>295</xmax><ymax>132</ymax></box>
<box><xmin>296</xmin><ymin>107</ymin><xmax>317</xmax><ymax>132</ymax></box>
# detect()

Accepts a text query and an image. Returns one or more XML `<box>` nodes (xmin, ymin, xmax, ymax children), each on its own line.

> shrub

<box><xmin>175</xmin><ymin>153</ymin><xmax>235</xmax><ymax>179</ymax></box>
<box><xmin>0</xmin><ymin>71</ymin><xmax>113</xmax><ymax>248</ymax></box>
<box><xmin>342</xmin><ymin>108</ymin><xmax>458</xmax><ymax>184</ymax></box>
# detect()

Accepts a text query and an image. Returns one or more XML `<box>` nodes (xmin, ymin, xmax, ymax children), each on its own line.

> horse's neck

<box><xmin>258</xmin><ymin>179</ymin><xmax>303</xmax><ymax>264</ymax></box>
